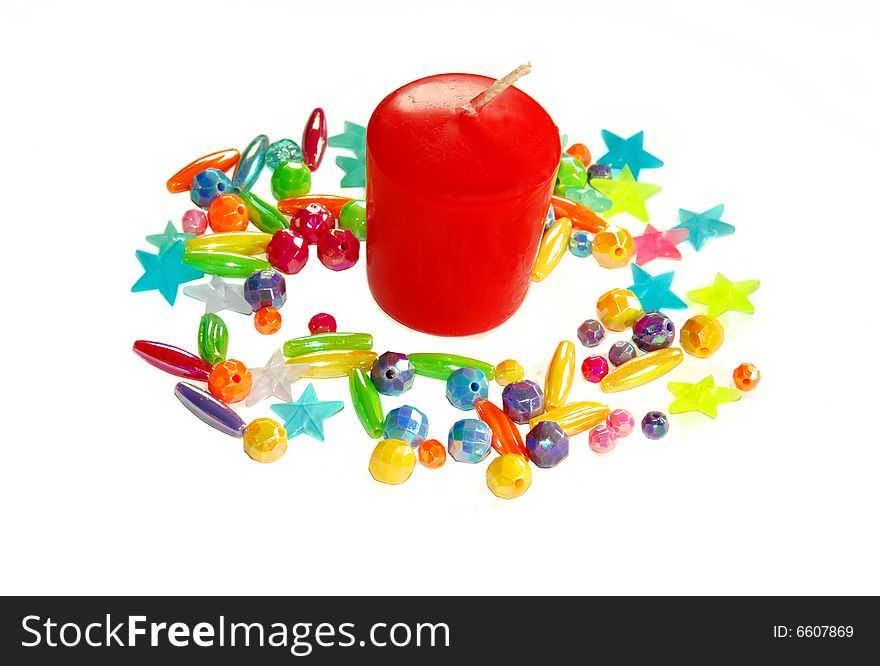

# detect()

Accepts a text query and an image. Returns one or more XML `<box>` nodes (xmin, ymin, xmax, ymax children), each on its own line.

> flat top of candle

<box><xmin>367</xmin><ymin>73</ymin><xmax>560</xmax><ymax>201</ymax></box>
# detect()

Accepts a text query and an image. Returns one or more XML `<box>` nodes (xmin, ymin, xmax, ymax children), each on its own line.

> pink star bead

<box><xmin>633</xmin><ymin>224</ymin><xmax>689</xmax><ymax>265</ymax></box>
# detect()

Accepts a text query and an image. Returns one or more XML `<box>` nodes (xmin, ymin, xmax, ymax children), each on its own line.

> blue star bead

<box><xmin>597</xmin><ymin>130</ymin><xmax>664</xmax><ymax>180</ymax></box>
<box><xmin>270</xmin><ymin>383</ymin><xmax>344</xmax><ymax>442</ymax></box>
<box><xmin>146</xmin><ymin>221</ymin><xmax>195</xmax><ymax>253</ymax></box>
<box><xmin>131</xmin><ymin>241</ymin><xmax>204</xmax><ymax>305</ymax></box>
<box><xmin>673</xmin><ymin>204</ymin><xmax>735</xmax><ymax>251</ymax></box>
<box><xmin>627</xmin><ymin>264</ymin><xmax>687</xmax><ymax>312</ymax></box>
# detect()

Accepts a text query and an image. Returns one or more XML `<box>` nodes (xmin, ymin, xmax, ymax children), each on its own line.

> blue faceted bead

<box><xmin>577</xmin><ymin>319</ymin><xmax>605</xmax><ymax>347</ymax></box>
<box><xmin>190</xmin><ymin>168</ymin><xmax>233</xmax><ymax>208</ymax></box>
<box><xmin>632</xmin><ymin>311</ymin><xmax>675</xmax><ymax>352</ymax></box>
<box><xmin>447</xmin><ymin>419</ymin><xmax>492</xmax><ymax>463</ymax></box>
<box><xmin>641</xmin><ymin>411</ymin><xmax>669</xmax><ymax>440</ymax></box>
<box><xmin>569</xmin><ymin>230</ymin><xmax>593</xmax><ymax>257</ymax></box>
<box><xmin>501</xmin><ymin>380</ymin><xmax>544</xmax><ymax>424</ymax></box>
<box><xmin>543</xmin><ymin>206</ymin><xmax>556</xmax><ymax>232</ymax></box>
<box><xmin>445</xmin><ymin>367</ymin><xmax>489</xmax><ymax>411</ymax></box>
<box><xmin>608</xmin><ymin>340</ymin><xmax>638</xmax><ymax>367</ymax></box>
<box><xmin>383</xmin><ymin>406</ymin><xmax>429</xmax><ymax>446</ymax></box>
<box><xmin>371</xmin><ymin>351</ymin><xmax>415</xmax><ymax>396</ymax></box>
<box><xmin>266</xmin><ymin>138</ymin><xmax>303</xmax><ymax>171</ymax></box>
<box><xmin>587</xmin><ymin>162</ymin><xmax>612</xmax><ymax>183</ymax></box>
<box><xmin>243</xmin><ymin>268</ymin><xmax>286</xmax><ymax>311</ymax></box>
<box><xmin>526</xmin><ymin>421</ymin><xmax>569</xmax><ymax>468</ymax></box>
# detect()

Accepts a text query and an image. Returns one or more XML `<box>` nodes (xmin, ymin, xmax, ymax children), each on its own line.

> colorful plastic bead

<box><xmin>369</xmin><ymin>439</ymin><xmax>416</xmax><ymax>485</ymax></box>
<box><xmin>349</xmin><ymin>367</ymin><xmax>384</xmax><ymax>438</ymax></box>
<box><xmin>247</xmin><ymin>350</ymin><xmax>309</xmax><ymax>407</ymax></box>
<box><xmin>243</xmin><ymin>417</ymin><xmax>287</xmax><ymax>463</ymax></box>
<box><xmin>232</xmin><ymin>135</ymin><xmax>268</xmax><ymax>193</ymax></box>
<box><xmin>598</xmin><ymin>130</ymin><xmax>664</xmax><ymax>178</ymax></box>
<box><xmin>167</xmin><ymin>148</ymin><xmax>240</xmax><ymax>193</ymax></box>
<box><xmin>733</xmin><ymin>363</ymin><xmax>761</xmax><ymax>391</ymax></box>
<box><xmin>565</xmin><ymin>186</ymin><xmax>612</xmax><ymax>213</ymax></box>
<box><xmin>543</xmin><ymin>206</ymin><xmax>555</xmax><ymax>231</ymax></box>
<box><xmin>271</xmin><ymin>161</ymin><xmax>312</xmax><ymax>200</ymax></box>
<box><xmin>383</xmin><ymin>406</ymin><xmax>429</xmax><ymax>446</ymax></box>
<box><xmin>146</xmin><ymin>222</ymin><xmax>195</xmax><ymax>254</ymax></box>
<box><xmin>545</xmin><ymin>340</ymin><xmax>576</xmax><ymax>410</ymax></box>
<box><xmin>532</xmin><ymin>216</ymin><xmax>572</xmax><ymax>282</ymax></box>
<box><xmin>581</xmin><ymin>355</ymin><xmax>610</xmax><ymax>383</ymax></box>
<box><xmin>291</xmin><ymin>350</ymin><xmax>377</xmax><ymax>378</ymax></box>
<box><xmin>633</xmin><ymin>224</ymin><xmax>688</xmax><ymax>265</ymax></box>
<box><xmin>494</xmin><ymin>359</ymin><xmax>524</xmax><ymax>387</ymax></box>
<box><xmin>608</xmin><ymin>341</ymin><xmax>638</xmax><ymax>367</ymax></box>
<box><xmin>474</xmin><ymin>399</ymin><xmax>529</xmax><ymax>457</ymax></box>
<box><xmin>587</xmin><ymin>163</ymin><xmax>612</xmax><ymax>183</ymax></box>
<box><xmin>669</xmin><ymin>375</ymin><xmax>741</xmax><ymax>418</ymax></box>
<box><xmin>687</xmin><ymin>273</ymin><xmax>761</xmax><ymax>318</ymax></box>
<box><xmin>588</xmin><ymin>424</ymin><xmax>618</xmax><ymax>454</ymax></box>
<box><xmin>445</xmin><ymin>367</ymin><xmax>489</xmax><ymax>411</ymax></box>
<box><xmin>596</xmin><ymin>288</ymin><xmax>644</xmax><ymax>332</ymax></box>
<box><xmin>174</xmin><ymin>382</ymin><xmax>246</xmax><ymax>438</ymax></box>
<box><xmin>243</xmin><ymin>268</ymin><xmax>287</xmax><ymax>311</ymax></box>
<box><xmin>302</xmin><ymin>107</ymin><xmax>328</xmax><ymax>171</ymax></box>
<box><xmin>207</xmin><ymin>193</ymin><xmax>249</xmax><ymax>233</ymax></box>
<box><xmin>554</xmin><ymin>153</ymin><xmax>588</xmax><ymax>194</ymax></box>
<box><xmin>254</xmin><ymin>306</ymin><xmax>282</xmax><ymax>334</ymax></box>
<box><xmin>591</xmin><ymin>164</ymin><xmax>662</xmax><ymax>222</ymax></box>
<box><xmin>529</xmin><ymin>402</ymin><xmax>610</xmax><ymax>436</ymax></box>
<box><xmin>133</xmin><ymin>340</ymin><xmax>213</xmax><ymax>381</ymax></box>
<box><xmin>486</xmin><ymin>454</ymin><xmax>532</xmax><ymax>500</ymax></box>
<box><xmin>674</xmin><ymin>204</ymin><xmax>735</xmax><ymax>251</ymax></box>
<box><xmin>278</xmin><ymin>195</ymin><xmax>352</xmax><ymax>218</ymax></box>
<box><xmin>448</xmin><ymin>419</ymin><xmax>493</xmax><ymax>464</ymax></box>
<box><xmin>628</xmin><ymin>264</ymin><xmax>688</xmax><ymax>311</ymax></box>
<box><xmin>190</xmin><ymin>168</ymin><xmax>233</xmax><ymax>208</ymax></box>
<box><xmin>239</xmin><ymin>191</ymin><xmax>289</xmax><ymax>234</ymax></box>
<box><xmin>269</xmin><ymin>383</ymin><xmax>344</xmax><ymax>442</ymax></box>
<box><xmin>338</xmin><ymin>199</ymin><xmax>367</xmax><ymax>241</ymax></box>
<box><xmin>308</xmin><ymin>313</ymin><xmax>337</xmax><ymax>334</ymax></box>
<box><xmin>291</xmin><ymin>202</ymin><xmax>334</xmax><ymax>244</ymax></box>
<box><xmin>265</xmin><ymin>138</ymin><xmax>303</xmax><ymax>171</ymax></box>
<box><xmin>569</xmin><ymin>229</ymin><xmax>593</xmax><ymax>257</ymax></box>
<box><xmin>318</xmin><ymin>228</ymin><xmax>360</xmax><ymax>271</ymax></box>
<box><xmin>197</xmin><ymin>313</ymin><xmax>228</xmax><ymax>364</ymax></box>
<box><xmin>525</xmin><ymin>421</ymin><xmax>569</xmax><ymax>468</ymax></box>
<box><xmin>632</xmin><ymin>311</ymin><xmax>675</xmax><ymax>352</ymax></box>
<box><xmin>641</xmin><ymin>411</ymin><xmax>669</xmax><ymax>439</ymax></box>
<box><xmin>187</xmin><ymin>231</ymin><xmax>271</xmax><ymax>256</ymax></box>
<box><xmin>182</xmin><ymin>209</ymin><xmax>208</xmax><ymax>235</ymax></box>
<box><xmin>680</xmin><ymin>315</ymin><xmax>725</xmax><ymax>358</ymax></box>
<box><xmin>370</xmin><ymin>351</ymin><xmax>415</xmax><ymax>396</ymax></box>
<box><xmin>207</xmin><ymin>359</ymin><xmax>252</xmax><ymax>404</ymax></box>
<box><xmin>566</xmin><ymin>142</ymin><xmax>591</xmax><ymax>166</ymax></box>
<box><xmin>577</xmin><ymin>319</ymin><xmax>605</xmax><ymax>347</ymax></box>
<box><xmin>408</xmin><ymin>353</ymin><xmax>496</xmax><ymax>381</ymax></box>
<box><xmin>502</xmin><ymin>380</ymin><xmax>545</xmax><ymax>424</ymax></box>
<box><xmin>592</xmin><ymin>224</ymin><xmax>635</xmax><ymax>269</ymax></box>
<box><xmin>552</xmin><ymin>194</ymin><xmax>608</xmax><ymax>234</ymax></box>
<box><xmin>418</xmin><ymin>439</ymin><xmax>447</xmax><ymax>469</ymax></box>
<box><xmin>601</xmin><ymin>348</ymin><xmax>683</xmax><ymax>393</ymax></box>
<box><xmin>132</xmin><ymin>242</ymin><xmax>205</xmax><ymax>305</ymax></box>
<box><xmin>284</xmin><ymin>332</ymin><xmax>373</xmax><ymax>359</ymax></box>
<box><xmin>606</xmin><ymin>409</ymin><xmax>636</xmax><ymax>437</ymax></box>
<box><xmin>183</xmin><ymin>251</ymin><xmax>270</xmax><ymax>279</ymax></box>
<box><xmin>266</xmin><ymin>229</ymin><xmax>308</xmax><ymax>275</ymax></box>
<box><xmin>184</xmin><ymin>275</ymin><xmax>252</xmax><ymax>315</ymax></box>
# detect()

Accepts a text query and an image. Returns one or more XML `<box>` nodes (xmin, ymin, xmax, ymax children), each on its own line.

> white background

<box><xmin>1</xmin><ymin>0</ymin><xmax>878</xmax><ymax>595</ymax></box>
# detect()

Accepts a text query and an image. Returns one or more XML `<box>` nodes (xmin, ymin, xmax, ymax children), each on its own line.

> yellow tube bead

<box><xmin>531</xmin><ymin>217</ymin><xmax>572</xmax><ymax>281</ymax></box>
<box><xmin>544</xmin><ymin>340</ymin><xmax>576</xmax><ymax>410</ymax></box>
<box><xmin>186</xmin><ymin>231</ymin><xmax>272</xmax><ymax>256</ymax></box>
<box><xmin>600</xmin><ymin>348</ymin><xmax>684</xmax><ymax>393</ymax></box>
<box><xmin>287</xmin><ymin>350</ymin><xmax>378</xmax><ymax>378</ymax></box>
<box><xmin>529</xmin><ymin>402</ymin><xmax>610</xmax><ymax>436</ymax></box>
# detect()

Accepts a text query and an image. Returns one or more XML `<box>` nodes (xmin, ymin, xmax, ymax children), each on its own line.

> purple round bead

<box><xmin>525</xmin><ymin>421</ymin><xmax>569</xmax><ymax>468</ymax></box>
<box><xmin>190</xmin><ymin>168</ymin><xmax>233</xmax><ymax>208</ymax></box>
<box><xmin>243</xmin><ymin>268</ymin><xmax>287</xmax><ymax>311</ymax></box>
<box><xmin>445</xmin><ymin>367</ymin><xmax>489</xmax><ymax>411</ymax></box>
<box><xmin>577</xmin><ymin>319</ymin><xmax>605</xmax><ymax>347</ymax></box>
<box><xmin>587</xmin><ymin>163</ymin><xmax>612</xmax><ymax>183</ymax></box>
<box><xmin>641</xmin><ymin>411</ymin><xmax>669</xmax><ymax>440</ymax></box>
<box><xmin>632</xmin><ymin>311</ymin><xmax>675</xmax><ymax>352</ymax></box>
<box><xmin>370</xmin><ymin>351</ymin><xmax>414</xmax><ymax>396</ymax></box>
<box><xmin>448</xmin><ymin>419</ymin><xmax>493</xmax><ymax>463</ymax></box>
<box><xmin>501</xmin><ymin>380</ymin><xmax>545</xmax><ymax>424</ymax></box>
<box><xmin>608</xmin><ymin>340</ymin><xmax>638</xmax><ymax>367</ymax></box>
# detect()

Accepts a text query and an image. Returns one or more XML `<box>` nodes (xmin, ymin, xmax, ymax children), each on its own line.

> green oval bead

<box><xmin>183</xmin><ymin>250</ymin><xmax>271</xmax><ymax>278</ymax></box>
<box><xmin>197</xmin><ymin>313</ymin><xmax>228</xmax><ymax>365</ymax></box>
<box><xmin>408</xmin><ymin>353</ymin><xmax>496</xmax><ymax>381</ymax></box>
<box><xmin>349</xmin><ymin>368</ymin><xmax>384</xmax><ymax>438</ymax></box>
<box><xmin>270</xmin><ymin>161</ymin><xmax>311</xmax><ymax>200</ymax></box>
<box><xmin>240</xmin><ymin>191</ymin><xmax>289</xmax><ymax>233</ymax></box>
<box><xmin>338</xmin><ymin>199</ymin><xmax>367</xmax><ymax>241</ymax></box>
<box><xmin>283</xmin><ymin>332</ymin><xmax>374</xmax><ymax>359</ymax></box>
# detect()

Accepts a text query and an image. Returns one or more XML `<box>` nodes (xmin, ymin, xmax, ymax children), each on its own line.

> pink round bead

<box><xmin>266</xmin><ymin>229</ymin><xmax>309</xmax><ymax>274</ymax></box>
<box><xmin>308</xmin><ymin>313</ymin><xmax>337</xmax><ymax>334</ymax></box>
<box><xmin>581</xmin><ymin>355</ymin><xmax>610</xmax><ymax>383</ymax></box>
<box><xmin>606</xmin><ymin>409</ymin><xmax>636</xmax><ymax>437</ymax></box>
<box><xmin>181</xmin><ymin>209</ymin><xmax>208</xmax><ymax>235</ymax></box>
<box><xmin>291</xmin><ymin>203</ymin><xmax>335</xmax><ymax>244</ymax></box>
<box><xmin>317</xmin><ymin>228</ymin><xmax>360</xmax><ymax>271</ymax></box>
<box><xmin>588</xmin><ymin>424</ymin><xmax>618</xmax><ymax>454</ymax></box>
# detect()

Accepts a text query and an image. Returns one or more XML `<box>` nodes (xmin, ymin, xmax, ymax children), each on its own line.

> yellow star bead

<box><xmin>369</xmin><ymin>439</ymin><xmax>416</xmax><ymax>485</ymax></box>
<box><xmin>243</xmin><ymin>418</ymin><xmax>288</xmax><ymax>463</ymax></box>
<box><xmin>486</xmin><ymin>454</ymin><xmax>532</xmax><ymax>500</ymax></box>
<box><xmin>686</xmin><ymin>273</ymin><xmax>760</xmax><ymax>318</ymax></box>
<box><xmin>590</xmin><ymin>165</ymin><xmax>662</xmax><ymax>222</ymax></box>
<box><xmin>494</xmin><ymin>359</ymin><xmax>524</xmax><ymax>386</ymax></box>
<box><xmin>668</xmin><ymin>375</ymin><xmax>741</xmax><ymax>418</ymax></box>
<box><xmin>596</xmin><ymin>288</ymin><xmax>643</xmax><ymax>331</ymax></box>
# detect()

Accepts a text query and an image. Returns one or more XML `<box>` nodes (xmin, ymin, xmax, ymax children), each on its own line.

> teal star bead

<box><xmin>668</xmin><ymin>375</ymin><xmax>741</xmax><ymax>418</ymax></box>
<box><xmin>270</xmin><ymin>383</ymin><xmax>344</xmax><ymax>442</ymax></box>
<box><xmin>146</xmin><ymin>221</ymin><xmax>195</xmax><ymax>253</ymax></box>
<box><xmin>627</xmin><ymin>264</ymin><xmax>687</xmax><ymax>311</ymax></box>
<box><xmin>673</xmin><ymin>204</ymin><xmax>735</xmax><ymax>251</ymax></box>
<box><xmin>328</xmin><ymin>121</ymin><xmax>366</xmax><ymax>158</ymax></box>
<box><xmin>335</xmin><ymin>155</ymin><xmax>366</xmax><ymax>188</ymax></box>
<box><xmin>131</xmin><ymin>240</ymin><xmax>204</xmax><ymax>305</ymax></box>
<box><xmin>564</xmin><ymin>187</ymin><xmax>612</xmax><ymax>213</ymax></box>
<box><xmin>597</xmin><ymin>130</ymin><xmax>664</xmax><ymax>180</ymax></box>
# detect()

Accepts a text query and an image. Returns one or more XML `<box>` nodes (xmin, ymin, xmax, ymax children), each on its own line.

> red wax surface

<box><xmin>366</xmin><ymin>73</ymin><xmax>560</xmax><ymax>336</ymax></box>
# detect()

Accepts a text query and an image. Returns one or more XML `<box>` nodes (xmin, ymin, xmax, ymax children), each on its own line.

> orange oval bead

<box><xmin>207</xmin><ymin>359</ymin><xmax>252</xmax><ymax>403</ymax></box>
<box><xmin>254</xmin><ymin>306</ymin><xmax>282</xmax><ymax>335</ymax></box>
<box><xmin>278</xmin><ymin>194</ymin><xmax>352</xmax><ymax>217</ymax></box>
<box><xmin>551</xmin><ymin>194</ymin><xmax>608</xmax><ymax>234</ymax></box>
<box><xmin>732</xmin><ymin>363</ymin><xmax>761</xmax><ymax>391</ymax></box>
<box><xmin>474</xmin><ymin>399</ymin><xmax>529</xmax><ymax>458</ymax></box>
<box><xmin>417</xmin><ymin>439</ymin><xmax>447</xmax><ymax>469</ymax></box>
<box><xmin>208</xmin><ymin>193</ymin><xmax>250</xmax><ymax>233</ymax></box>
<box><xmin>566</xmin><ymin>142</ymin><xmax>591</xmax><ymax>166</ymax></box>
<box><xmin>166</xmin><ymin>148</ymin><xmax>240</xmax><ymax>193</ymax></box>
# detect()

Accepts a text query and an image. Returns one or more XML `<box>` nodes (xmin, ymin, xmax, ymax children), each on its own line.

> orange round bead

<box><xmin>591</xmin><ymin>225</ymin><xmax>635</xmax><ymax>269</ymax></box>
<box><xmin>254</xmin><ymin>306</ymin><xmax>282</xmax><ymax>335</ymax></box>
<box><xmin>417</xmin><ymin>439</ymin><xmax>447</xmax><ymax>469</ymax></box>
<box><xmin>208</xmin><ymin>193</ymin><xmax>249</xmax><ymax>232</ymax></box>
<box><xmin>207</xmin><ymin>359</ymin><xmax>252</xmax><ymax>403</ymax></box>
<box><xmin>566</xmin><ymin>142</ymin><xmax>591</xmax><ymax>166</ymax></box>
<box><xmin>732</xmin><ymin>363</ymin><xmax>761</xmax><ymax>391</ymax></box>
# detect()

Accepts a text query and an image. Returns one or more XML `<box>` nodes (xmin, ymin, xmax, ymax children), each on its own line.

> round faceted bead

<box><xmin>308</xmin><ymin>312</ymin><xmax>337</xmax><ymax>334</ymax></box>
<box><xmin>191</xmin><ymin>168</ymin><xmax>233</xmax><ymax>208</ymax></box>
<box><xmin>588</xmin><ymin>424</ymin><xmax>618</xmax><ymax>454</ymax></box>
<box><xmin>501</xmin><ymin>380</ymin><xmax>545</xmax><ymax>424</ymax></box>
<box><xmin>243</xmin><ymin>417</ymin><xmax>288</xmax><ymax>463</ymax></box>
<box><xmin>569</xmin><ymin>229</ymin><xmax>593</xmax><ymax>257</ymax></box>
<box><xmin>369</xmin><ymin>439</ymin><xmax>416</xmax><ymax>485</ymax></box>
<box><xmin>265</xmin><ymin>138</ymin><xmax>303</xmax><ymax>171</ymax></box>
<box><xmin>291</xmin><ymin>202</ymin><xmax>334</xmax><ymax>244</ymax></box>
<box><xmin>641</xmin><ymin>411</ymin><xmax>669</xmax><ymax>440</ymax></box>
<box><xmin>371</xmin><ymin>351</ymin><xmax>415</xmax><ymax>396</ymax></box>
<box><xmin>632</xmin><ymin>311</ymin><xmax>675</xmax><ymax>352</ymax></box>
<box><xmin>266</xmin><ymin>229</ymin><xmax>309</xmax><ymax>275</ymax></box>
<box><xmin>543</xmin><ymin>206</ymin><xmax>556</xmax><ymax>232</ymax></box>
<box><xmin>587</xmin><ymin>162</ymin><xmax>612</xmax><ymax>183</ymax></box>
<box><xmin>270</xmin><ymin>161</ymin><xmax>311</xmax><ymax>200</ymax></box>
<box><xmin>448</xmin><ymin>419</ymin><xmax>493</xmax><ymax>464</ymax></box>
<box><xmin>680</xmin><ymin>314</ymin><xmax>725</xmax><ymax>358</ymax></box>
<box><xmin>733</xmin><ymin>362</ymin><xmax>761</xmax><ymax>391</ymax></box>
<box><xmin>596</xmin><ymin>288</ymin><xmax>644</xmax><ymax>331</ymax></box>
<box><xmin>383</xmin><ymin>405</ymin><xmax>429</xmax><ymax>445</ymax></box>
<box><xmin>608</xmin><ymin>340</ymin><xmax>638</xmax><ymax>367</ymax></box>
<box><xmin>182</xmin><ymin>209</ymin><xmax>208</xmax><ymax>235</ymax></box>
<box><xmin>606</xmin><ymin>409</ymin><xmax>636</xmax><ymax>437</ymax></box>
<box><xmin>445</xmin><ymin>367</ymin><xmax>489</xmax><ymax>411</ymax></box>
<box><xmin>254</xmin><ymin>306</ymin><xmax>282</xmax><ymax>335</ymax></box>
<box><xmin>577</xmin><ymin>318</ymin><xmax>605</xmax><ymax>347</ymax></box>
<box><xmin>243</xmin><ymin>268</ymin><xmax>287</xmax><ymax>311</ymax></box>
<box><xmin>525</xmin><ymin>421</ymin><xmax>569</xmax><ymax>468</ymax></box>
<box><xmin>592</xmin><ymin>224</ymin><xmax>635</xmax><ymax>269</ymax></box>
<box><xmin>554</xmin><ymin>153</ymin><xmax>588</xmax><ymax>194</ymax></box>
<box><xmin>494</xmin><ymin>359</ymin><xmax>524</xmax><ymax>386</ymax></box>
<box><xmin>417</xmin><ymin>439</ymin><xmax>447</xmax><ymax>469</ymax></box>
<box><xmin>338</xmin><ymin>199</ymin><xmax>367</xmax><ymax>241</ymax></box>
<box><xmin>317</xmin><ymin>227</ymin><xmax>360</xmax><ymax>271</ymax></box>
<box><xmin>566</xmin><ymin>142</ymin><xmax>591</xmax><ymax>166</ymax></box>
<box><xmin>486</xmin><ymin>454</ymin><xmax>532</xmax><ymax>499</ymax></box>
<box><xmin>581</xmin><ymin>355</ymin><xmax>610</xmax><ymax>383</ymax></box>
<box><xmin>207</xmin><ymin>193</ymin><xmax>250</xmax><ymax>233</ymax></box>
<box><xmin>207</xmin><ymin>359</ymin><xmax>252</xmax><ymax>404</ymax></box>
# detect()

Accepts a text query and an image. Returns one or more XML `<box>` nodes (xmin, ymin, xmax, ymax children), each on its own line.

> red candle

<box><xmin>366</xmin><ymin>72</ymin><xmax>560</xmax><ymax>336</ymax></box>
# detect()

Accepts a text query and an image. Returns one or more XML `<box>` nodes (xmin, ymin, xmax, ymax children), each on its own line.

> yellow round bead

<box><xmin>596</xmin><ymin>288</ymin><xmax>643</xmax><ymax>332</ymax></box>
<box><xmin>680</xmin><ymin>315</ymin><xmax>725</xmax><ymax>358</ymax></box>
<box><xmin>243</xmin><ymin>418</ymin><xmax>288</xmax><ymax>463</ymax></box>
<box><xmin>591</xmin><ymin>224</ymin><xmax>634</xmax><ymax>269</ymax></box>
<box><xmin>369</xmin><ymin>439</ymin><xmax>416</xmax><ymax>485</ymax></box>
<box><xmin>494</xmin><ymin>359</ymin><xmax>524</xmax><ymax>386</ymax></box>
<box><xmin>486</xmin><ymin>454</ymin><xmax>532</xmax><ymax>500</ymax></box>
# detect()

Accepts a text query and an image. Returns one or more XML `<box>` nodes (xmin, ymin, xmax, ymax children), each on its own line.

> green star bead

<box><xmin>590</xmin><ymin>165</ymin><xmax>661</xmax><ymax>222</ymax></box>
<box><xmin>668</xmin><ymin>375</ymin><xmax>741</xmax><ymax>418</ymax></box>
<box><xmin>270</xmin><ymin>383</ymin><xmax>344</xmax><ymax>442</ymax></box>
<box><xmin>687</xmin><ymin>273</ymin><xmax>760</xmax><ymax>318</ymax></box>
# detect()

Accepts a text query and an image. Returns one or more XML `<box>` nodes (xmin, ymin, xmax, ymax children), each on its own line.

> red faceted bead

<box><xmin>266</xmin><ymin>229</ymin><xmax>309</xmax><ymax>274</ymax></box>
<box><xmin>291</xmin><ymin>202</ymin><xmax>334</xmax><ymax>244</ymax></box>
<box><xmin>308</xmin><ymin>313</ymin><xmax>337</xmax><ymax>334</ymax></box>
<box><xmin>581</xmin><ymin>355</ymin><xmax>610</xmax><ymax>383</ymax></box>
<box><xmin>317</xmin><ymin>228</ymin><xmax>360</xmax><ymax>271</ymax></box>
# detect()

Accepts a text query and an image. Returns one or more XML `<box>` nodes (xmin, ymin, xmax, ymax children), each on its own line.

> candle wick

<box><xmin>461</xmin><ymin>62</ymin><xmax>533</xmax><ymax>116</ymax></box>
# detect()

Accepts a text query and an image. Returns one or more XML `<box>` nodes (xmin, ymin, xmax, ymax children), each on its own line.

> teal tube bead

<box><xmin>349</xmin><ymin>368</ymin><xmax>384</xmax><ymax>438</ymax></box>
<box><xmin>408</xmin><ymin>353</ymin><xmax>496</xmax><ymax>381</ymax></box>
<box><xmin>283</xmin><ymin>332</ymin><xmax>374</xmax><ymax>359</ymax></box>
<box><xmin>240</xmin><ymin>191</ymin><xmax>289</xmax><ymax>233</ymax></box>
<box><xmin>197</xmin><ymin>313</ymin><xmax>228</xmax><ymax>365</ymax></box>
<box><xmin>183</xmin><ymin>250</ymin><xmax>271</xmax><ymax>278</ymax></box>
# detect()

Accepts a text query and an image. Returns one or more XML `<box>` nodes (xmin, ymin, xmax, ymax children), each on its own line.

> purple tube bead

<box><xmin>174</xmin><ymin>382</ymin><xmax>246</xmax><ymax>438</ymax></box>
